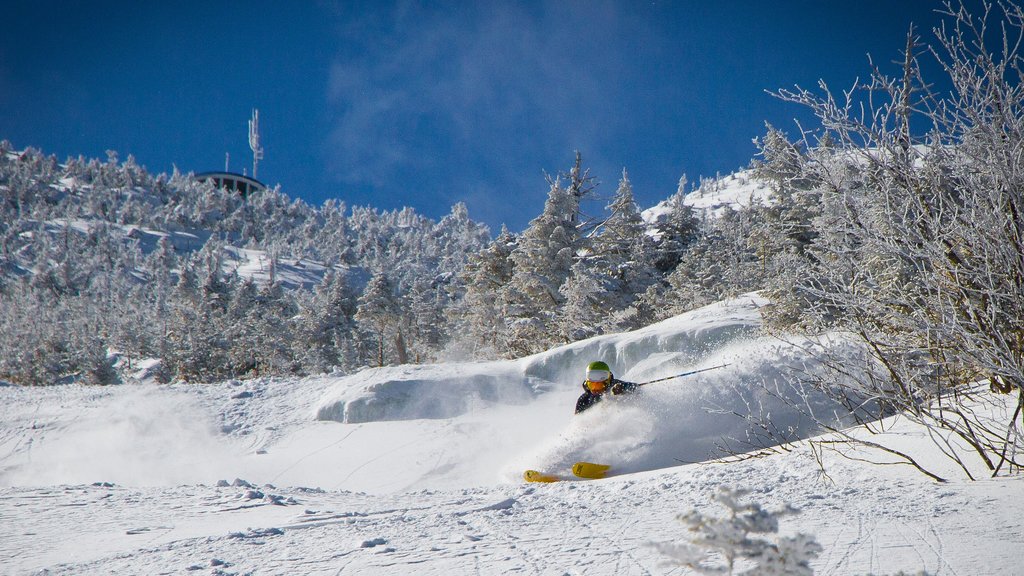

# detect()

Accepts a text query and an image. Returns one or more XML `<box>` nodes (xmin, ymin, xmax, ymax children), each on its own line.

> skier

<box><xmin>575</xmin><ymin>361</ymin><xmax>638</xmax><ymax>414</ymax></box>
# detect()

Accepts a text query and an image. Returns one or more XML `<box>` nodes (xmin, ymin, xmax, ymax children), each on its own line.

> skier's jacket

<box><xmin>574</xmin><ymin>378</ymin><xmax>638</xmax><ymax>414</ymax></box>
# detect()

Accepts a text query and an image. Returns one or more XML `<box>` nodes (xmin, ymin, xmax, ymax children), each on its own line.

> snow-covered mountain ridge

<box><xmin>6</xmin><ymin>143</ymin><xmax>777</xmax><ymax>388</ymax></box>
<box><xmin>644</xmin><ymin>169</ymin><xmax>773</xmax><ymax>224</ymax></box>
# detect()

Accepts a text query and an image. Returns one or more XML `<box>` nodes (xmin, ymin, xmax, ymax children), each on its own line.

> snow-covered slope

<box><xmin>1</xmin><ymin>295</ymin><xmax>1021</xmax><ymax>575</ymax></box>
<box><xmin>14</xmin><ymin>219</ymin><xmax>344</xmax><ymax>290</ymax></box>
<box><xmin>643</xmin><ymin>169</ymin><xmax>773</xmax><ymax>223</ymax></box>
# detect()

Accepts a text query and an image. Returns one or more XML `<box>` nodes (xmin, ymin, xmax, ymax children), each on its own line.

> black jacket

<box><xmin>574</xmin><ymin>378</ymin><xmax>638</xmax><ymax>414</ymax></box>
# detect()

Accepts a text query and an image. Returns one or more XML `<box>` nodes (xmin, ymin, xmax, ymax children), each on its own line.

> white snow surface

<box><xmin>1</xmin><ymin>295</ymin><xmax>1021</xmax><ymax>575</ymax></box>
<box><xmin>642</xmin><ymin>170</ymin><xmax>773</xmax><ymax>224</ymax></box>
<box><xmin>20</xmin><ymin>219</ymin><xmax>346</xmax><ymax>291</ymax></box>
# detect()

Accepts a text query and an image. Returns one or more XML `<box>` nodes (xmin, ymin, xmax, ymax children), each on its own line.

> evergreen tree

<box><xmin>295</xmin><ymin>269</ymin><xmax>358</xmax><ymax>373</ymax></box>
<box><xmin>652</xmin><ymin>176</ymin><xmax>700</xmax><ymax>273</ymax></box>
<box><xmin>225</xmin><ymin>276</ymin><xmax>261</xmax><ymax>376</ymax></box>
<box><xmin>404</xmin><ymin>276</ymin><xmax>445</xmax><ymax>363</ymax></box>
<box><xmin>595</xmin><ymin>169</ymin><xmax>645</xmax><ymax>260</ymax></box>
<box><xmin>658</xmin><ymin>202</ymin><xmax>763</xmax><ymax>318</ymax></box>
<box><xmin>751</xmin><ymin>123</ymin><xmax>804</xmax><ymax>194</ymax></box>
<box><xmin>501</xmin><ymin>176</ymin><xmax>583</xmax><ymax>355</ymax></box>
<box><xmin>249</xmin><ymin>279</ymin><xmax>297</xmax><ymax>376</ymax></box>
<box><xmin>164</xmin><ymin>258</ymin><xmax>231</xmax><ymax>382</ymax></box>
<box><xmin>355</xmin><ymin>271</ymin><xmax>403</xmax><ymax>367</ymax></box>
<box><xmin>592</xmin><ymin>168</ymin><xmax>659</xmax><ymax>330</ymax></box>
<box><xmin>449</xmin><ymin>226</ymin><xmax>517</xmax><ymax>359</ymax></box>
<box><xmin>557</xmin><ymin>260</ymin><xmax>612</xmax><ymax>341</ymax></box>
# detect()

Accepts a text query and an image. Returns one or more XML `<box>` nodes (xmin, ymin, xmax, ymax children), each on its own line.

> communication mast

<box><xmin>248</xmin><ymin>108</ymin><xmax>264</xmax><ymax>179</ymax></box>
<box><xmin>196</xmin><ymin>110</ymin><xmax>267</xmax><ymax>197</ymax></box>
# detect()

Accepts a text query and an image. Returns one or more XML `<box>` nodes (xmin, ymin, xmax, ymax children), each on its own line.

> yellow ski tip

<box><xmin>572</xmin><ymin>461</ymin><xmax>611</xmax><ymax>479</ymax></box>
<box><xmin>523</xmin><ymin>470</ymin><xmax>561</xmax><ymax>483</ymax></box>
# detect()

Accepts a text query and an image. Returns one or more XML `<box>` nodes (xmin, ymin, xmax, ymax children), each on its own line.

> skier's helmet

<box><xmin>585</xmin><ymin>361</ymin><xmax>612</xmax><ymax>392</ymax></box>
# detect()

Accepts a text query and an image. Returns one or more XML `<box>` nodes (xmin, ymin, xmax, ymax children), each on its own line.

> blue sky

<box><xmin>1</xmin><ymin>1</ymin><xmax>952</xmax><ymax>232</ymax></box>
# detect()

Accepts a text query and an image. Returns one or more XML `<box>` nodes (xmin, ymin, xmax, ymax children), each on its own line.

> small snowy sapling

<box><xmin>652</xmin><ymin>485</ymin><xmax>821</xmax><ymax>575</ymax></box>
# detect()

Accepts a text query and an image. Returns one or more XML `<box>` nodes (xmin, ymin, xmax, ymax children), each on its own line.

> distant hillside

<box><xmin>0</xmin><ymin>142</ymin><xmax>493</xmax><ymax>384</ymax></box>
<box><xmin>0</xmin><ymin>139</ymin><xmax>832</xmax><ymax>388</ymax></box>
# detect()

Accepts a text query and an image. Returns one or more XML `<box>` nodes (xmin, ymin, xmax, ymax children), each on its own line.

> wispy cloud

<box><xmin>320</xmin><ymin>1</ymin><xmax>656</xmax><ymax>224</ymax></box>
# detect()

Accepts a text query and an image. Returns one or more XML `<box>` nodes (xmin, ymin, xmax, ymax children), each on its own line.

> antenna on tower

<box><xmin>248</xmin><ymin>108</ymin><xmax>264</xmax><ymax>179</ymax></box>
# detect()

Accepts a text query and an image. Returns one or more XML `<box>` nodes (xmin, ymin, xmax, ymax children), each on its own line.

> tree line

<box><xmin>2</xmin><ymin>126</ymin><xmax>811</xmax><ymax>386</ymax></box>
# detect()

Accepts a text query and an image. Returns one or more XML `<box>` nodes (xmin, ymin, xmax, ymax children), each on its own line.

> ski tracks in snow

<box><xmin>3</xmin><ymin>479</ymin><xmax>684</xmax><ymax>575</ymax></box>
<box><xmin>4</xmin><ymin>456</ymin><xmax>1023</xmax><ymax>575</ymax></box>
<box><xmin>2</xmin><ymin>381</ymin><xmax>1023</xmax><ymax>574</ymax></box>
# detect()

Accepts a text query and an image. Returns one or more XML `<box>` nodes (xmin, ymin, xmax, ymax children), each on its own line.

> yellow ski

<box><xmin>523</xmin><ymin>469</ymin><xmax>561</xmax><ymax>483</ymax></box>
<box><xmin>524</xmin><ymin>462</ymin><xmax>611</xmax><ymax>483</ymax></box>
<box><xmin>572</xmin><ymin>461</ymin><xmax>611</xmax><ymax>479</ymax></box>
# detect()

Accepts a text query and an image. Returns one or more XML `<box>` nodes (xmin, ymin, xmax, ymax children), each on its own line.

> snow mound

<box><xmin>519</xmin><ymin>293</ymin><xmax>768</xmax><ymax>386</ymax></box>
<box><xmin>315</xmin><ymin>295</ymin><xmax>766</xmax><ymax>424</ymax></box>
<box><xmin>314</xmin><ymin>362</ymin><xmax>541</xmax><ymax>423</ymax></box>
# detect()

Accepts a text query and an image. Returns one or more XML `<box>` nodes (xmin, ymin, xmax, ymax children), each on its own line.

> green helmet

<box><xmin>585</xmin><ymin>361</ymin><xmax>612</xmax><ymax>384</ymax></box>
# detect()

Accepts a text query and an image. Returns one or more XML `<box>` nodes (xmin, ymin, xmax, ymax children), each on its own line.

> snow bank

<box><xmin>519</xmin><ymin>293</ymin><xmax>767</xmax><ymax>385</ymax></box>
<box><xmin>314</xmin><ymin>362</ymin><xmax>541</xmax><ymax>423</ymax></box>
<box><xmin>315</xmin><ymin>294</ymin><xmax>766</xmax><ymax>425</ymax></box>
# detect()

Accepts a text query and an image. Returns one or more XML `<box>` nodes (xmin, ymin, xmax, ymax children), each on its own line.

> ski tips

<box><xmin>523</xmin><ymin>470</ymin><xmax>561</xmax><ymax>483</ymax></box>
<box><xmin>572</xmin><ymin>462</ymin><xmax>610</xmax><ymax>479</ymax></box>
<box><xmin>523</xmin><ymin>462</ymin><xmax>612</xmax><ymax>483</ymax></box>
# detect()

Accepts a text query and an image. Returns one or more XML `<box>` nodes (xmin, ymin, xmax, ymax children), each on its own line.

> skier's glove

<box><xmin>611</xmin><ymin>383</ymin><xmax>625</xmax><ymax>395</ymax></box>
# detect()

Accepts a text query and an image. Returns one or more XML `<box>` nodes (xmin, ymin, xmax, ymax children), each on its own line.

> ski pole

<box><xmin>637</xmin><ymin>363</ymin><xmax>731</xmax><ymax>387</ymax></box>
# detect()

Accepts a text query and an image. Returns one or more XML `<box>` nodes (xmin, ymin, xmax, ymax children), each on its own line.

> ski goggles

<box><xmin>586</xmin><ymin>369</ymin><xmax>611</xmax><ymax>383</ymax></box>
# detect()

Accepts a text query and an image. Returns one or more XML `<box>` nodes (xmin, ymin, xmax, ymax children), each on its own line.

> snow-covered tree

<box><xmin>652</xmin><ymin>486</ymin><xmax>821</xmax><ymax>575</ymax></box>
<box><xmin>557</xmin><ymin>259</ymin><xmax>614</xmax><ymax>341</ymax></box>
<box><xmin>501</xmin><ymin>174</ymin><xmax>584</xmax><ymax>355</ymax></box>
<box><xmin>659</xmin><ymin>201</ymin><xmax>763</xmax><ymax>318</ymax></box>
<box><xmin>595</xmin><ymin>169</ymin><xmax>646</xmax><ymax>258</ymax></box>
<box><xmin>448</xmin><ymin>226</ymin><xmax>517</xmax><ymax>359</ymax></box>
<box><xmin>751</xmin><ymin>123</ymin><xmax>804</xmax><ymax>194</ymax></box>
<box><xmin>652</xmin><ymin>176</ymin><xmax>700</xmax><ymax>273</ymax></box>
<box><xmin>248</xmin><ymin>279</ymin><xmax>297</xmax><ymax>376</ymax></box>
<box><xmin>295</xmin><ymin>269</ymin><xmax>358</xmax><ymax>373</ymax></box>
<box><xmin>356</xmin><ymin>271</ymin><xmax>404</xmax><ymax>367</ymax></box>
<box><xmin>768</xmin><ymin>1</ymin><xmax>1024</xmax><ymax>477</ymax></box>
<box><xmin>592</xmin><ymin>168</ymin><xmax>659</xmax><ymax>330</ymax></box>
